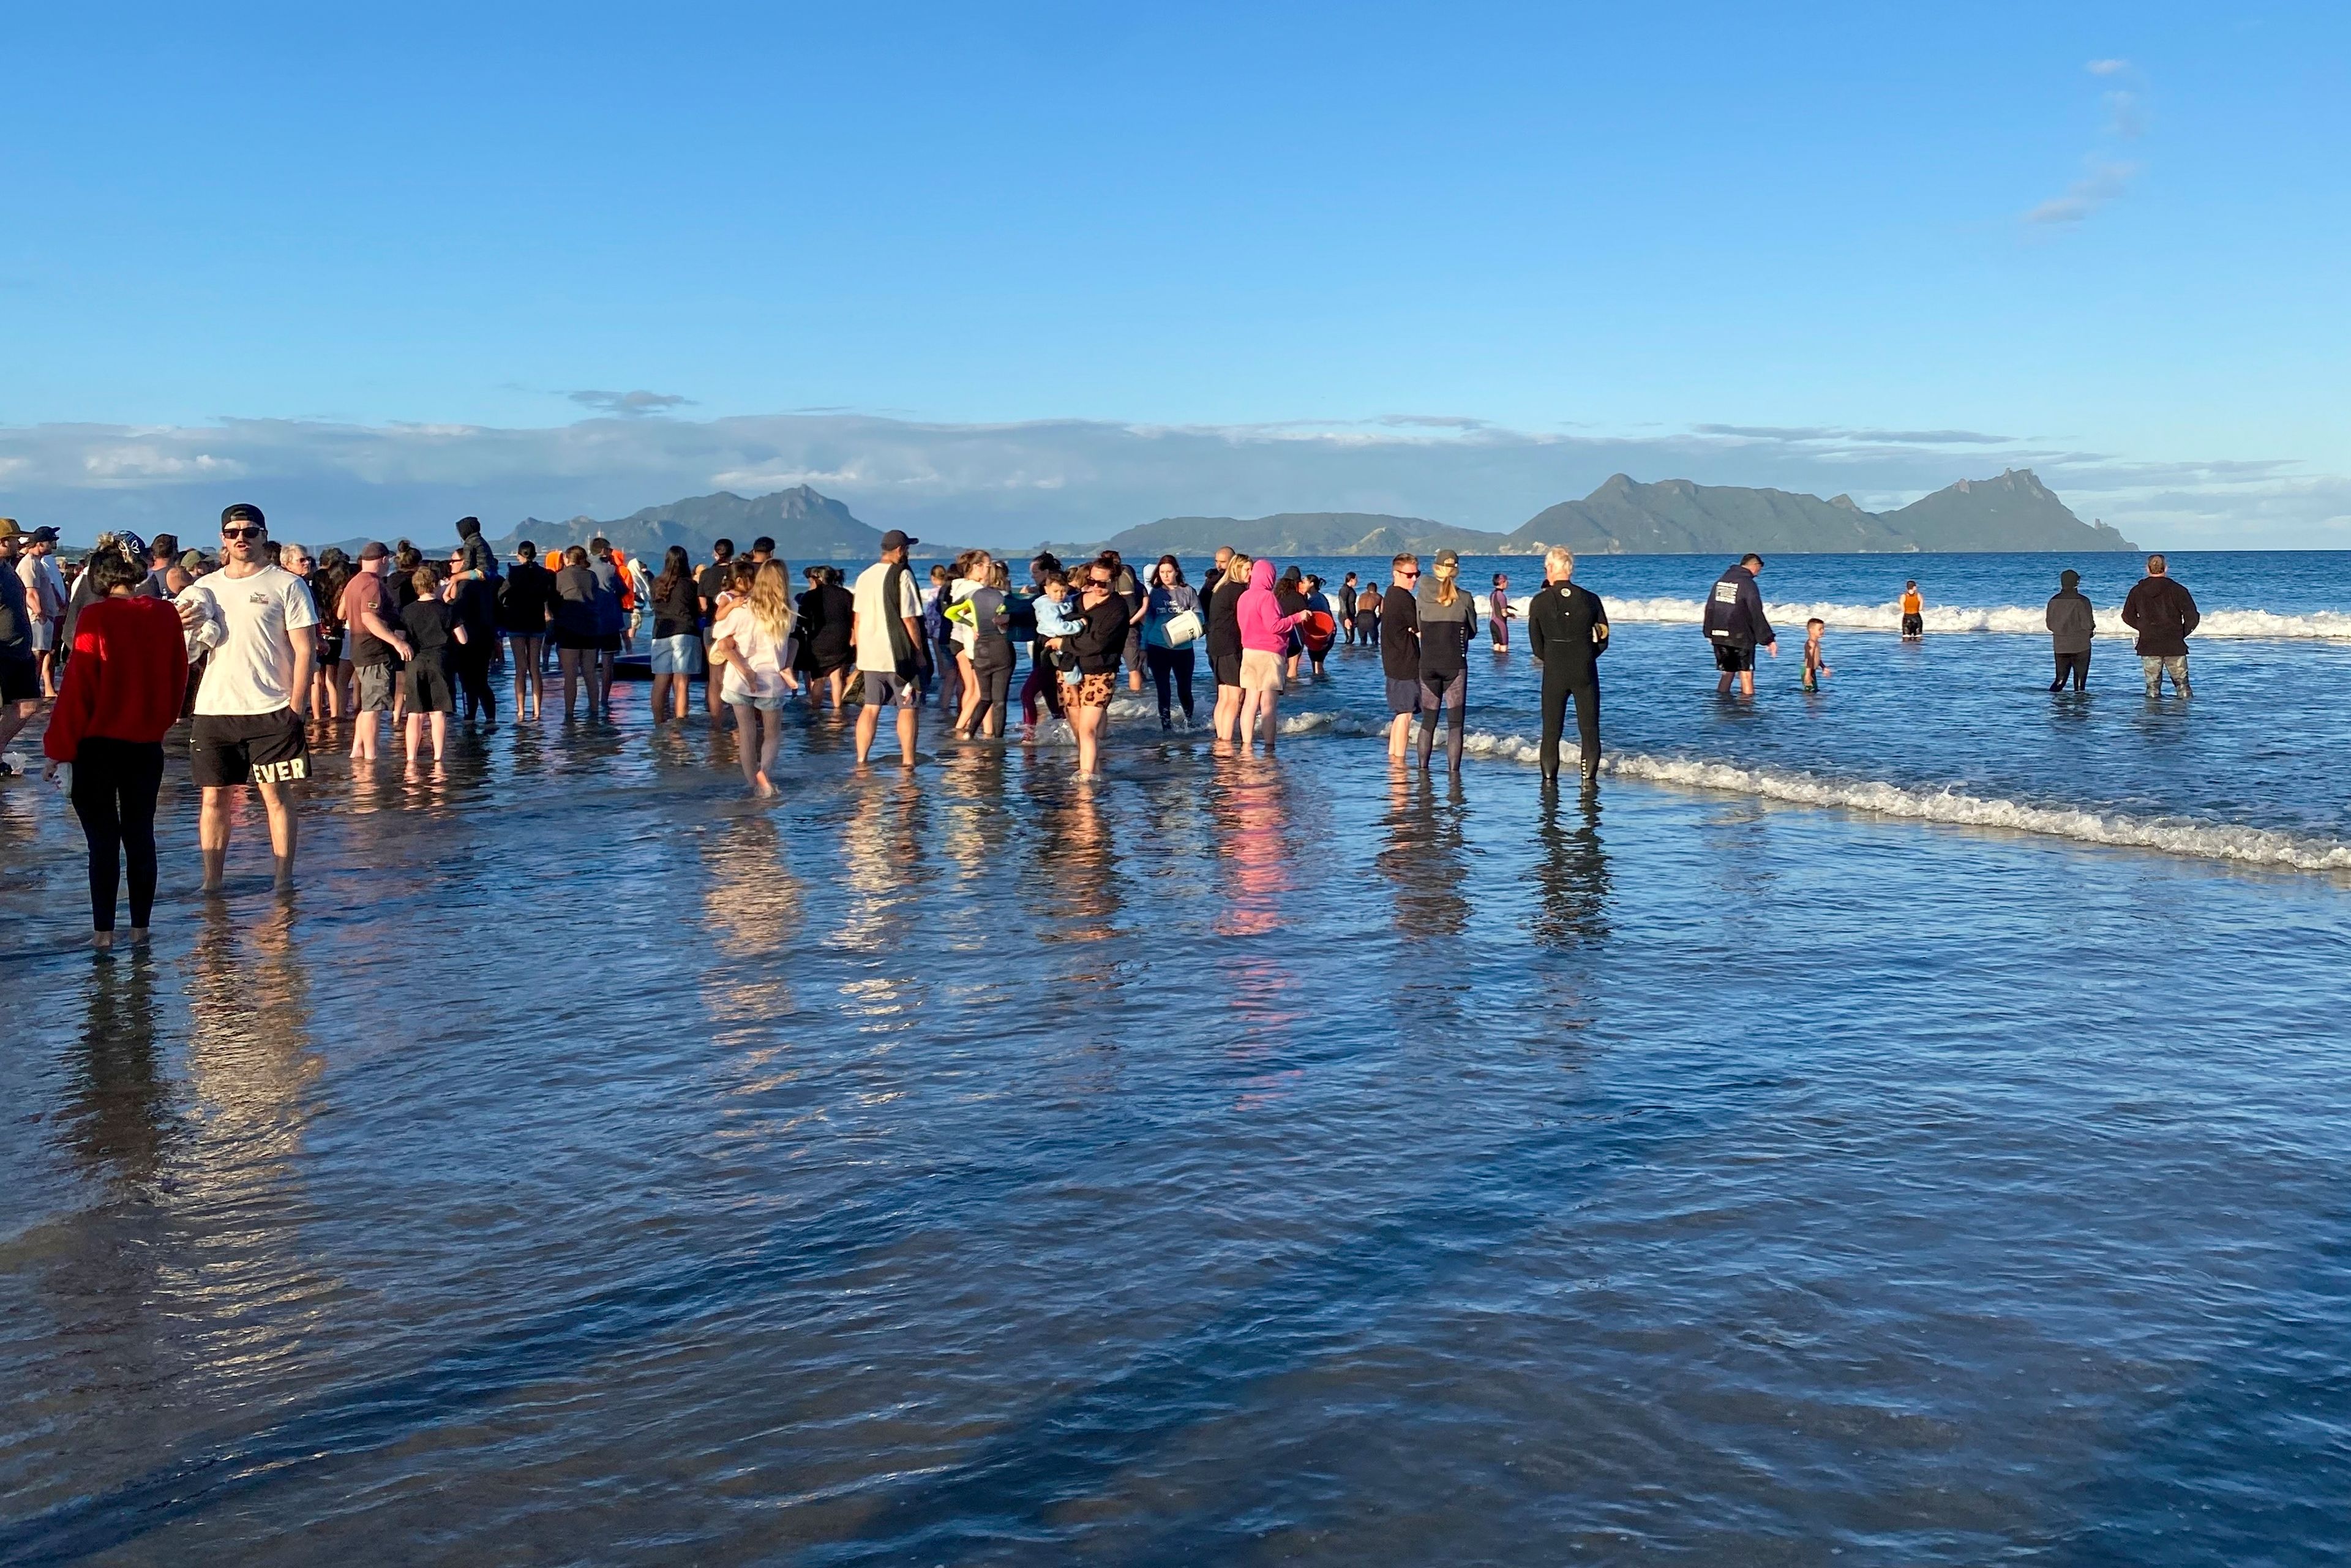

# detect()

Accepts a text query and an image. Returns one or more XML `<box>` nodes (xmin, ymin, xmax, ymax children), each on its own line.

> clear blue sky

<box><xmin>4</xmin><ymin>2</ymin><xmax>2346</xmax><ymax>543</ymax></box>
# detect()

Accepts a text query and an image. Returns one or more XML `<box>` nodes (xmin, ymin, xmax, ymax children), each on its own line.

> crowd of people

<box><xmin>1</xmin><ymin>505</ymin><xmax>2208</xmax><ymax>952</ymax></box>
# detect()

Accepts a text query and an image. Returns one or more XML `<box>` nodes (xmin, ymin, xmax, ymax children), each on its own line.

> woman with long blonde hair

<box><xmin>711</xmin><ymin>558</ymin><xmax>797</xmax><ymax>796</ymax></box>
<box><xmin>1414</xmin><ymin>549</ymin><xmax>1477</xmax><ymax>773</ymax></box>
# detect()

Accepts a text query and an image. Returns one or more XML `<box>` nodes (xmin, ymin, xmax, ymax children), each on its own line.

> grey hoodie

<box><xmin>2045</xmin><ymin>588</ymin><xmax>2096</xmax><ymax>655</ymax></box>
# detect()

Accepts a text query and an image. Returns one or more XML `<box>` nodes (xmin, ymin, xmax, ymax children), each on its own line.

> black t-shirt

<box><xmin>1206</xmin><ymin>579</ymin><xmax>1245</xmax><ymax>661</ymax></box>
<box><xmin>653</xmin><ymin>574</ymin><xmax>700</xmax><ymax>639</ymax></box>
<box><xmin>452</xmin><ymin>576</ymin><xmax>497</xmax><ymax>637</ymax></box>
<box><xmin>499</xmin><ymin>561</ymin><xmax>558</xmax><ymax>633</ymax></box>
<box><xmin>696</xmin><ymin>561</ymin><xmax>733</xmax><ymax>618</ymax></box>
<box><xmin>401</xmin><ymin>597</ymin><xmax>457</xmax><ymax>659</ymax></box>
<box><xmin>1380</xmin><ymin>585</ymin><xmax>1420</xmax><ymax>680</ymax></box>
<box><xmin>1075</xmin><ymin>592</ymin><xmax>1129</xmax><ymax>674</ymax></box>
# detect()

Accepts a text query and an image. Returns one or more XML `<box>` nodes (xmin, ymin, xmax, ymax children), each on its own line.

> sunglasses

<box><xmin>222</xmin><ymin>527</ymin><xmax>263</xmax><ymax>541</ymax></box>
<box><xmin>1399</xmin><ymin>569</ymin><xmax>1420</xmax><ymax>579</ymax></box>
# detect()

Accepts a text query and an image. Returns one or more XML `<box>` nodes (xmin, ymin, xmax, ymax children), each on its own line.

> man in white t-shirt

<box><xmin>849</xmin><ymin>530</ymin><xmax>928</xmax><ymax>767</ymax></box>
<box><xmin>18</xmin><ymin>527</ymin><xmax>68</xmax><ymax>698</ymax></box>
<box><xmin>176</xmin><ymin>503</ymin><xmax>318</xmax><ymax>892</ymax></box>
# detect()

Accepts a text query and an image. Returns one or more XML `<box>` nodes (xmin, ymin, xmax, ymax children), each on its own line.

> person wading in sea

<box><xmin>176</xmin><ymin>503</ymin><xmax>318</xmax><ymax>892</ymax></box>
<box><xmin>850</xmin><ymin>530</ymin><xmax>928</xmax><ymax>768</ymax></box>
<box><xmin>1379</xmin><ymin>552</ymin><xmax>1420</xmax><ymax>762</ymax></box>
<box><xmin>2121</xmin><ymin>554</ymin><xmax>2199</xmax><ymax>699</ymax></box>
<box><xmin>2045</xmin><ymin>569</ymin><xmax>2096</xmax><ymax>692</ymax></box>
<box><xmin>1703</xmin><ymin>552</ymin><xmax>1775</xmax><ymax>697</ymax></box>
<box><xmin>1526</xmin><ymin>546</ymin><xmax>1610</xmax><ymax>789</ymax></box>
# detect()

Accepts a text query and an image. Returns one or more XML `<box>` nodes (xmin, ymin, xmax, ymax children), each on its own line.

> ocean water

<box><xmin>4</xmin><ymin>548</ymin><xmax>2350</xmax><ymax>1564</ymax></box>
<box><xmin>1280</xmin><ymin>549</ymin><xmax>2351</xmax><ymax>865</ymax></box>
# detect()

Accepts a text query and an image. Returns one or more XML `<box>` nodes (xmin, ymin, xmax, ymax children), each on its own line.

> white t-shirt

<box><xmin>713</xmin><ymin>601</ymin><xmax>789</xmax><ymax>701</ymax></box>
<box><xmin>852</xmin><ymin>561</ymin><xmax>921</xmax><ymax>673</ymax></box>
<box><xmin>19</xmin><ymin>553</ymin><xmax>66</xmax><ymax>618</ymax></box>
<box><xmin>184</xmin><ymin>565</ymin><xmax>319</xmax><ymax>716</ymax></box>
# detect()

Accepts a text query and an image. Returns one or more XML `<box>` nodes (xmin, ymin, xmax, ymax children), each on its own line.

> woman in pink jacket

<box><xmin>1235</xmin><ymin>557</ymin><xmax>1309</xmax><ymax>752</ymax></box>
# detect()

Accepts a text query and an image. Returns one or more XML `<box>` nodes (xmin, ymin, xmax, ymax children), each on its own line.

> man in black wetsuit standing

<box><xmin>1527</xmin><ymin>546</ymin><xmax>1610</xmax><ymax>787</ymax></box>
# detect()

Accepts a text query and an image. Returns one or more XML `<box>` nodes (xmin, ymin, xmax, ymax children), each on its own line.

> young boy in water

<box><xmin>1801</xmin><ymin>617</ymin><xmax>1831</xmax><ymax>691</ymax></box>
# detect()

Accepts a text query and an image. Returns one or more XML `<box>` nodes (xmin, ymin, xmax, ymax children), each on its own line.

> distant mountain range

<box><xmin>1065</xmin><ymin>469</ymin><xmax>2134</xmax><ymax>558</ymax></box>
<box><xmin>318</xmin><ymin>467</ymin><xmax>2131</xmax><ymax>568</ymax></box>
<box><xmin>489</xmin><ymin>486</ymin><xmax>885</xmax><ymax>561</ymax></box>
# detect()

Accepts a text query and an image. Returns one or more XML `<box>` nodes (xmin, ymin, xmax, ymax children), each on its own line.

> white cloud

<box><xmin>2024</xmin><ymin>60</ymin><xmax>2150</xmax><ymax>226</ymax></box>
<box><xmin>1</xmin><ymin>410</ymin><xmax>2341</xmax><ymax>549</ymax></box>
<box><xmin>2025</xmin><ymin>157</ymin><xmax>2143</xmax><ymax>224</ymax></box>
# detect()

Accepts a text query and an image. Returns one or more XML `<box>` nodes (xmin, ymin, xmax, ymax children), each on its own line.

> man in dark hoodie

<box><xmin>2121</xmin><ymin>554</ymin><xmax>2199</xmax><ymax>697</ymax></box>
<box><xmin>1703</xmin><ymin>552</ymin><xmax>1775</xmax><ymax>696</ymax></box>
<box><xmin>2044</xmin><ymin>569</ymin><xmax>2097</xmax><ymax>692</ymax></box>
<box><xmin>1526</xmin><ymin>546</ymin><xmax>1610</xmax><ymax>786</ymax></box>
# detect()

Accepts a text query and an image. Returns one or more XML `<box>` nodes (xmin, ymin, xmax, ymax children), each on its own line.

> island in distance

<box><xmin>465</xmin><ymin>466</ymin><xmax>2131</xmax><ymax>562</ymax></box>
<box><xmin>1067</xmin><ymin>469</ymin><xmax>2134</xmax><ymax>558</ymax></box>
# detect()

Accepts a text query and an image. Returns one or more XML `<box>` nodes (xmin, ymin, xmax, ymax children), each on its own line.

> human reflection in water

<box><xmin>38</xmin><ymin>953</ymin><xmax>187</xmax><ymax>1439</ymax></box>
<box><xmin>1532</xmin><ymin>784</ymin><xmax>1612</xmax><ymax>950</ymax></box>
<box><xmin>1044</xmin><ymin>773</ymin><xmax>1122</xmax><ymax>955</ymax></box>
<box><xmin>833</xmin><ymin>774</ymin><xmax>934</xmax><ymax>1032</ymax></box>
<box><xmin>1208</xmin><ymin>757</ymin><xmax>1305</xmax><ymax>1056</ymax></box>
<box><xmin>178</xmin><ymin>898</ymin><xmax>324</xmax><ymax>1387</ymax></box>
<box><xmin>697</xmin><ymin>808</ymin><xmax>806</xmax><ymax>1028</ymax></box>
<box><xmin>1377</xmin><ymin>770</ymin><xmax>1470</xmax><ymax>939</ymax></box>
<box><xmin>66</xmin><ymin>954</ymin><xmax>178</xmax><ymax>1191</ymax></box>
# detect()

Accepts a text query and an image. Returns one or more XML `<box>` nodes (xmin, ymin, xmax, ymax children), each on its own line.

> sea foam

<box><xmin>1580</xmin><ymin>598</ymin><xmax>2351</xmax><ymax>642</ymax></box>
<box><xmin>1274</xmin><ymin>708</ymin><xmax>2351</xmax><ymax>871</ymax></box>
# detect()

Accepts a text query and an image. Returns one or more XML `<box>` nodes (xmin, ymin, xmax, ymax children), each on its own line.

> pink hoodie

<box><xmin>1237</xmin><ymin>558</ymin><xmax>1308</xmax><ymax>653</ymax></box>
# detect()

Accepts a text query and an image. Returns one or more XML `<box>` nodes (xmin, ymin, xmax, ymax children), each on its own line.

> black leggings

<box><xmin>70</xmin><ymin>738</ymin><xmax>164</xmax><ymax>932</ymax></box>
<box><xmin>967</xmin><ymin>657</ymin><xmax>1013</xmax><ymax>735</ymax></box>
<box><xmin>1417</xmin><ymin>668</ymin><xmax>1468</xmax><ymax>771</ymax></box>
<box><xmin>455</xmin><ymin>639</ymin><xmax>497</xmax><ymax>720</ymax></box>
<box><xmin>1539</xmin><ymin>675</ymin><xmax>1600</xmax><ymax>778</ymax></box>
<box><xmin>1146</xmin><ymin>645</ymin><xmax>1195</xmax><ymax>726</ymax></box>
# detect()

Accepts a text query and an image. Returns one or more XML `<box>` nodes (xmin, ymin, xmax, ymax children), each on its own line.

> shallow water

<box><xmin>4</xmin><ymin>588</ymin><xmax>2351</xmax><ymax>1563</ymax></box>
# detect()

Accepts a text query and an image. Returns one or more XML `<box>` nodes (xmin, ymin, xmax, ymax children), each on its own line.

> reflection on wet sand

<box><xmin>171</xmin><ymin>899</ymin><xmax>326</xmax><ymax>1392</ymax></box>
<box><xmin>29</xmin><ymin>958</ymin><xmax>187</xmax><ymax>1416</ymax></box>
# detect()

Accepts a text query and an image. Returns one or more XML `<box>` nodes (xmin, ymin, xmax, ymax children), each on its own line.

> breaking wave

<box><xmin>1275</xmin><ymin>708</ymin><xmax>2351</xmax><ymax>871</ymax></box>
<box><xmin>1578</xmin><ymin>597</ymin><xmax>2351</xmax><ymax>642</ymax></box>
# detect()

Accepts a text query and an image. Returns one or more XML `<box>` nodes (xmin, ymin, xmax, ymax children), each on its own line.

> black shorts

<box><xmin>1212</xmin><ymin>653</ymin><xmax>1242</xmax><ymax>687</ymax></box>
<box><xmin>190</xmin><ymin>709</ymin><xmax>310</xmax><ymax>789</ymax></box>
<box><xmin>552</xmin><ymin>628</ymin><xmax>593</xmax><ymax>651</ymax></box>
<box><xmin>403</xmin><ymin>657</ymin><xmax>456</xmax><ymax>713</ymax></box>
<box><xmin>1901</xmin><ymin>613</ymin><xmax>1924</xmax><ymax>636</ymax></box>
<box><xmin>596</xmin><ymin>632</ymin><xmax>623</xmax><ymax>653</ymax></box>
<box><xmin>1712</xmin><ymin>641</ymin><xmax>1755</xmax><ymax>673</ymax></box>
<box><xmin>0</xmin><ymin>654</ymin><xmax>36</xmax><ymax>703</ymax></box>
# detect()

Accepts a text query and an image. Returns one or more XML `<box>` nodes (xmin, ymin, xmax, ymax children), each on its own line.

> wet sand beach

<box><xmin>5</xmin><ymin>685</ymin><xmax>2350</xmax><ymax>1564</ymax></box>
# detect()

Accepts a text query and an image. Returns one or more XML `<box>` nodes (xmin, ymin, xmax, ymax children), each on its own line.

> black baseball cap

<box><xmin>880</xmin><ymin>529</ymin><xmax>918</xmax><ymax>551</ymax></box>
<box><xmin>359</xmin><ymin>541</ymin><xmax>390</xmax><ymax>561</ymax></box>
<box><xmin>29</xmin><ymin>525</ymin><xmax>59</xmax><ymax>543</ymax></box>
<box><xmin>220</xmin><ymin>502</ymin><xmax>266</xmax><ymax>530</ymax></box>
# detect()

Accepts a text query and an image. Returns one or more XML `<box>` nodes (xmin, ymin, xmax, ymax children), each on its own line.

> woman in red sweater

<box><xmin>43</xmin><ymin>543</ymin><xmax>189</xmax><ymax>950</ymax></box>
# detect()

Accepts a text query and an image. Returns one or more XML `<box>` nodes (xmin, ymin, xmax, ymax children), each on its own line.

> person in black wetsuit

<box><xmin>1526</xmin><ymin>546</ymin><xmax>1610</xmax><ymax>788</ymax></box>
<box><xmin>1379</xmin><ymin>553</ymin><xmax>1420</xmax><ymax>762</ymax></box>
<box><xmin>1414</xmin><ymin>549</ymin><xmax>1475</xmax><ymax>774</ymax></box>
